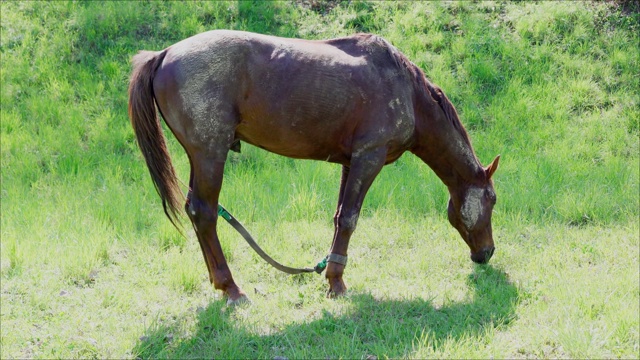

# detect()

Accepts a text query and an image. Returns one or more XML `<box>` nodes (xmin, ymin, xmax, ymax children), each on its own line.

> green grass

<box><xmin>1</xmin><ymin>1</ymin><xmax>638</xmax><ymax>358</ymax></box>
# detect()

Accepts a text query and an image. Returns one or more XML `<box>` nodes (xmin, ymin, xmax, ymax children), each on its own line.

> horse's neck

<box><xmin>408</xmin><ymin>73</ymin><xmax>485</xmax><ymax>188</ymax></box>
<box><xmin>412</xmin><ymin>122</ymin><xmax>484</xmax><ymax>189</ymax></box>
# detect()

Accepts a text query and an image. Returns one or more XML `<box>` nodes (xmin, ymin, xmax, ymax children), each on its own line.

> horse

<box><xmin>128</xmin><ymin>30</ymin><xmax>500</xmax><ymax>305</ymax></box>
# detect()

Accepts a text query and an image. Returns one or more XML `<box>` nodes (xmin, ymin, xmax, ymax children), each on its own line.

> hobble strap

<box><xmin>313</xmin><ymin>253</ymin><xmax>348</xmax><ymax>274</ymax></box>
<box><xmin>327</xmin><ymin>253</ymin><xmax>348</xmax><ymax>266</ymax></box>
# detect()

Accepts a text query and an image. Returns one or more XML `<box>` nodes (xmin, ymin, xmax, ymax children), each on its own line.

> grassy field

<box><xmin>1</xmin><ymin>1</ymin><xmax>638</xmax><ymax>358</ymax></box>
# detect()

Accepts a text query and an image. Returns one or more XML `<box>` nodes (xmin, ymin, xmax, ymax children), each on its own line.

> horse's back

<box><xmin>160</xmin><ymin>30</ymin><xmax>400</xmax><ymax>95</ymax></box>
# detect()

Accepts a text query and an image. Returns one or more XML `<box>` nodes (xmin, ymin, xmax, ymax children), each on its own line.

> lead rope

<box><xmin>217</xmin><ymin>204</ymin><xmax>333</xmax><ymax>274</ymax></box>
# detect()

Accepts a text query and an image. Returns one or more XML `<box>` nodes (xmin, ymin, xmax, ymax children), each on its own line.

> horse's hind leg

<box><xmin>187</xmin><ymin>150</ymin><xmax>247</xmax><ymax>305</ymax></box>
<box><xmin>153</xmin><ymin>54</ymin><xmax>246</xmax><ymax>303</ymax></box>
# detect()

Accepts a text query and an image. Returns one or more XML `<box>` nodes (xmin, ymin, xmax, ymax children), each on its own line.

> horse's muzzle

<box><xmin>471</xmin><ymin>246</ymin><xmax>495</xmax><ymax>264</ymax></box>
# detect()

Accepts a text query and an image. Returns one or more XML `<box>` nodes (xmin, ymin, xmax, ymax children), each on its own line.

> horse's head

<box><xmin>447</xmin><ymin>155</ymin><xmax>500</xmax><ymax>264</ymax></box>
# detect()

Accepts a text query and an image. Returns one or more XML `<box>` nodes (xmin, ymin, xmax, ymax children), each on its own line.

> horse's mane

<box><xmin>380</xmin><ymin>39</ymin><xmax>473</xmax><ymax>148</ymax></box>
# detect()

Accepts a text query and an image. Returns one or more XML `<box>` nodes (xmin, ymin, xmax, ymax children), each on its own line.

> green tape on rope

<box><xmin>314</xmin><ymin>256</ymin><xmax>328</xmax><ymax>274</ymax></box>
<box><xmin>217</xmin><ymin>205</ymin><xmax>232</xmax><ymax>221</ymax></box>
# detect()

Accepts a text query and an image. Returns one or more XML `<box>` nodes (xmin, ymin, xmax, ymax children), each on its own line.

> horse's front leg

<box><xmin>327</xmin><ymin>148</ymin><xmax>386</xmax><ymax>297</ymax></box>
<box><xmin>187</xmin><ymin>156</ymin><xmax>247</xmax><ymax>305</ymax></box>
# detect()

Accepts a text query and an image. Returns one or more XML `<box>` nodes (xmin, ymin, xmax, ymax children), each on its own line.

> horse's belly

<box><xmin>235</xmin><ymin>78</ymin><xmax>361</xmax><ymax>161</ymax></box>
<box><xmin>235</xmin><ymin>118</ymin><xmax>351</xmax><ymax>162</ymax></box>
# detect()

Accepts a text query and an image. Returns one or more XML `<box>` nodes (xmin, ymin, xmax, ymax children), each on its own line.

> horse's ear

<box><xmin>485</xmin><ymin>155</ymin><xmax>500</xmax><ymax>179</ymax></box>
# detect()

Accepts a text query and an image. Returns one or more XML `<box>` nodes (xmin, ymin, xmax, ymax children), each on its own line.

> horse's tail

<box><xmin>128</xmin><ymin>49</ymin><xmax>183</xmax><ymax>228</ymax></box>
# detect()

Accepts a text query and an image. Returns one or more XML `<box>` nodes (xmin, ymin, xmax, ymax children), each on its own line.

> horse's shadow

<box><xmin>133</xmin><ymin>266</ymin><xmax>519</xmax><ymax>358</ymax></box>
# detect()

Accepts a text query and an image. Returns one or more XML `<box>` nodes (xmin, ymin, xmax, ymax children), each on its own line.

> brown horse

<box><xmin>129</xmin><ymin>30</ymin><xmax>499</xmax><ymax>304</ymax></box>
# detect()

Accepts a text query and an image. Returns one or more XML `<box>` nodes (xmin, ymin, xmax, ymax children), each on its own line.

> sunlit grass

<box><xmin>1</xmin><ymin>0</ymin><xmax>638</xmax><ymax>358</ymax></box>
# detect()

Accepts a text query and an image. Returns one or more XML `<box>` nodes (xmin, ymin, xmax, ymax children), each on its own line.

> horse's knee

<box><xmin>186</xmin><ymin>196</ymin><xmax>216</xmax><ymax>224</ymax></box>
<box><xmin>185</xmin><ymin>197</ymin><xmax>197</xmax><ymax>221</ymax></box>
<box><xmin>337</xmin><ymin>211</ymin><xmax>359</xmax><ymax>237</ymax></box>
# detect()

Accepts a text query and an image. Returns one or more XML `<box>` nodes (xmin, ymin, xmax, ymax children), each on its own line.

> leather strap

<box><xmin>327</xmin><ymin>253</ymin><xmax>348</xmax><ymax>266</ymax></box>
<box><xmin>217</xmin><ymin>205</ymin><xmax>319</xmax><ymax>275</ymax></box>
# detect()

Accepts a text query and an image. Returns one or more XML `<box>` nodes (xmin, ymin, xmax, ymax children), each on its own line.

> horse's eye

<box><xmin>486</xmin><ymin>189</ymin><xmax>496</xmax><ymax>204</ymax></box>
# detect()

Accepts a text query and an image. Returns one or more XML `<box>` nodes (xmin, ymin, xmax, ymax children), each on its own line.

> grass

<box><xmin>1</xmin><ymin>0</ymin><xmax>639</xmax><ymax>358</ymax></box>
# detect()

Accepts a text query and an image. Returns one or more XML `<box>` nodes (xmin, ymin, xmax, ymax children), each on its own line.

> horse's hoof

<box><xmin>226</xmin><ymin>294</ymin><xmax>250</xmax><ymax>307</ymax></box>
<box><xmin>326</xmin><ymin>288</ymin><xmax>347</xmax><ymax>298</ymax></box>
<box><xmin>326</xmin><ymin>283</ymin><xmax>347</xmax><ymax>298</ymax></box>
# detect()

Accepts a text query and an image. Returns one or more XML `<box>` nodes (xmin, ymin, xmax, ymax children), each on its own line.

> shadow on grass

<box><xmin>132</xmin><ymin>265</ymin><xmax>518</xmax><ymax>358</ymax></box>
